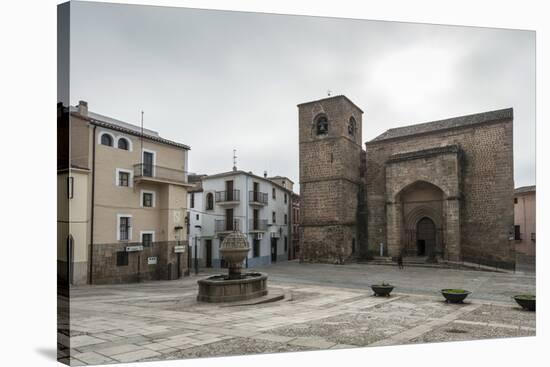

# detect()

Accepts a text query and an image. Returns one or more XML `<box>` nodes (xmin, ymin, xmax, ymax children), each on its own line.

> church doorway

<box><xmin>416</xmin><ymin>217</ymin><xmax>436</xmax><ymax>257</ymax></box>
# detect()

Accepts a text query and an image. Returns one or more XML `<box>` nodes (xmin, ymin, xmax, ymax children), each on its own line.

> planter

<box><xmin>513</xmin><ymin>295</ymin><xmax>535</xmax><ymax>311</ymax></box>
<box><xmin>371</xmin><ymin>284</ymin><xmax>394</xmax><ymax>297</ymax></box>
<box><xmin>441</xmin><ymin>289</ymin><xmax>471</xmax><ymax>303</ymax></box>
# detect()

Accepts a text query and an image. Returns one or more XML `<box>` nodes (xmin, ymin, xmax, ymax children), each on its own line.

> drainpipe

<box><xmin>89</xmin><ymin>125</ymin><xmax>97</xmax><ymax>284</ymax></box>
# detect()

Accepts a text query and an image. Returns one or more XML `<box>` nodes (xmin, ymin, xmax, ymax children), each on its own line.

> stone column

<box><xmin>386</xmin><ymin>201</ymin><xmax>402</xmax><ymax>257</ymax></box>
<box><xmin>445</xmin><ymin>197</ymin><xmax>461</xmax><ymax>261</ymax></box>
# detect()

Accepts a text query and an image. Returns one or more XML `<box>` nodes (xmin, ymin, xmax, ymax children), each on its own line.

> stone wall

<box><xmin>298</xmin><ymin>96</ymin><xmax>364</xmax><ymax>263</ymax></box>
<box><xmin>91</xmin><ymin>241</ymin><xmax>189</xmax><ymax>284</ymax></box>
<box><xmin>300</xmin><ymin>224</ymin><xmax>356</xmax><ymax>263</ymax></box>
<box><xmin>366</xmin><ymin>118</ymin><xmax>515</xmax><ymax>267</ymax></box>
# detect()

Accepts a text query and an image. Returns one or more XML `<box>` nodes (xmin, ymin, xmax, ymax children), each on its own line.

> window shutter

<box><xmin>127</xmin><ymin>217</ymin><xmax>133</xmax><ymax>240</ymax></box>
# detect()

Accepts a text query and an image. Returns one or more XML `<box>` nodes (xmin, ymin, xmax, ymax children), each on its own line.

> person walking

<box><xmin>397</xmin><ymin>252</ymin><xmax>404</xmax><ymax>270</ymax></box>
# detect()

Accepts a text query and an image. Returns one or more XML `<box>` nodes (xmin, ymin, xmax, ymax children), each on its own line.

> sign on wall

<box><xmin>126</xmin><ymin>245</ymin><xmax>144</xmax><ymax>252</ymax></box>
<box><xmin>148</xmin><ymin>256</ymin><xmax>158</xmax><ymax>265</ymax></box>
<box><xmin>174</xmin><ymin>246</ymin><xmax>186</xmax><ymax>253</ymax></box>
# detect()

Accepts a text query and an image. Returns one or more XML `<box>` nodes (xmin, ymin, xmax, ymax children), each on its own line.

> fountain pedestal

<box><xmin>197</xmin><ymin>231</ymin><xmax>268</xmax><ymax>303</ymax></box>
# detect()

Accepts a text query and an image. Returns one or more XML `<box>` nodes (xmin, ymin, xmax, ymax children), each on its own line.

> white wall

<box><xmin>187</xmin><ymin>172</ymin><xmax>291</xmax><ymax>268</ymax></box>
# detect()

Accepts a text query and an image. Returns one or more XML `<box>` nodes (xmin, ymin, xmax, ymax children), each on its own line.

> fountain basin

<box><xmin>197</xmin><ymin>272</ymin><xmax>268</xmax><ymax>303</ymax></box>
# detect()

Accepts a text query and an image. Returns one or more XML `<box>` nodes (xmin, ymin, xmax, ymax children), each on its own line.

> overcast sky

<box><xmin>70</xmin><ymin>1</ymin><xmax>535</xmax><ymax>189</ymax></box>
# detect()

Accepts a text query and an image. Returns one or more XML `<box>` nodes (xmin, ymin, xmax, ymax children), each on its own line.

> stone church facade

<box><xmin>299</xmin><ymin>95</ymin><xmax>516</xmax><ymax>269</ymax></box>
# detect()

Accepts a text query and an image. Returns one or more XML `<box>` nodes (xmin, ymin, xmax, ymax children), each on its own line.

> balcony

<box><xmin>134</xmin><ymin>163</ymin><xmax>188</xmax><ymax>186</ymax></box>
<box><xmin>215</xmin><ymin>190</ymin><xmax>240</xmax><ymax>205</ymax></box>
<box><xmin>249</xmin><ymin>219</ymin><xmax>268</xmax><ymax>232</ymax></box>
<box><xmin>249</xmin><ymin>191</ymin><xmax>268</xmax><ymax>206</ymax></box>
<box><xmin>215</xmin><ymin>219</ymin><xmax>241</xmax><ymax>233</ymax></box>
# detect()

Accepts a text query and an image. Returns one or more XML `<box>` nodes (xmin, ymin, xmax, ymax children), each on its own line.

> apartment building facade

<box><xmin>187</xmin><ymin>170</ymin><xmax>294</xmax><ymax>269</ymax></box>
<box><xmin>57</xmin><ymin>101</ymin><xmax>191</xmax><ymax>285</ymax></box>
<box><xmin>514</xmin><ymin>185</ymin><xmax>536</xmax><ymax>272</ymax></box>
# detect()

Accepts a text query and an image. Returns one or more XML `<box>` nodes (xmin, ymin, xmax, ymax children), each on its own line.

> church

<box><xmin>298</xmin><ymin>95</ymin><xmax>515</xmax><ymax>269</ymax></box>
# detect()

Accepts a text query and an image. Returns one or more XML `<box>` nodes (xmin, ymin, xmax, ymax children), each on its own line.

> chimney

<box><xmin>264</xmin><ymin>171</ymin><xmax>267</xmax><ymax>178</ymax></box>
<box><xmin>77</xmin><ymin>100</ymin><xmax>88</xmax><ymax>116</ymax></box>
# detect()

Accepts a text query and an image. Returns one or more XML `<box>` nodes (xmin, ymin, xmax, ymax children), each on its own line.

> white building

<box><xmin>187</xmin><ymin>170</ymin><xmax>294</xmax><ymax>269</ymax></box>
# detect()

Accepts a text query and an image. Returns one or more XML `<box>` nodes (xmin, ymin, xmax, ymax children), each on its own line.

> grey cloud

<box><xmin>70</xmin><ymin>2</ymin><xmax>535</xmax><ymax>189</ymax></box>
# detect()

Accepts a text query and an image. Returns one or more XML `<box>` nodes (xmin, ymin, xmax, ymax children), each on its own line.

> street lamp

<box><xmin>194</xmin><ymin>225</ymin><xmax>202</xmax><ymax>275</ymax></box>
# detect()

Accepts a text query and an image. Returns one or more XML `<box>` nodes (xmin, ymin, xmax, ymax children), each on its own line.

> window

<box><xmin>116</xmin><ymin>169</ymin><xmax>132</xmax><ymax>187</ymax></box>
<box><xmin>118</xmin><ymin>216</ymin><xmax>132</xmax><ymax>241</ymax></box>
<box><xmin>116</xmin><ymin>251</ymin><xmax>128</xmax><ymax>266</ymax></box>
<box><xmin>206</xmin><ymin>193</ymin><xmax>214</xmax><ymax>210</ymax></box>
<box><xmin>190</xmin><ymin>193</ymin><xmax>195</xmax><ymax>208</ymax></box>
<box><xmin>253</xmin><ymin>239</ymin><xmax>260</xmax><ymax>258</ymax></box>
<box><xmin>141</xmin><ymin>232</ymin><xmax>153</xmax><ymax>246</ymax></box>
<box><xmin>272</xmin><ymin>188</ymin><xmax>276</xmax><ymax>199</ymax></box>
<box><xmin>514</xmin><ymin>225</ymin><xmax>521</xmax><ymax>240</ymax></box>
<box><xmin>142</xmin><ymin>150</ymin><xmax>155</xmax><ymax>177</ymax></box>
<box><xmin>316</xmin><ymin>115</ymin><xmax>328</xmax><ymax>135</ymax></box>
<box><xmin>272</xmin><ymin>211</ymin><xmax>276</xmax><ymax>224</ymax></box>
<box><xmin>284</xmin><ymin>236</ymin><xmax>288</xmax><ymax>252</ymax></box>
<box><xmin>100</xmin><ymin>133</ymin><xmax>113</xmax><ymax>146</ymax></box>
<box><xmin>284</xmin><ymin>193</ymin><xmax>287</xmax><ymax>204</ymax></box>
<box><xmin>140</xmin><ymin>190</ymin><xmax>155</xmax><ymax>207</ymax></box>
<box><xmin>284</xmin><ymin>214</ymin><xmax>288</xmax><ymax>225</ymax></box>
<box><xmin>67</xmin><ymin>176</ymin><xmax>74</xmax><ymax>199</ymax></box>
<box><xmin>119</xmin><ymin>172</ymin><xmax>129</xmax><ymax>186</ymax></box>
<box><xmin>117</xmin><ymin>138</ymin><xmax>129</xmax><ymax>150</ymax></box>
<box><xmin>142</xmin><ymin>192</ymin><xmax>153</xmax><ymax>207</ymax></box>
<box><xmin>514</xmin><ymin>197</ymin><xmax>518</xmax><ymax>204</ymax></box>
<box><xmin>352</xmin><ymin>238</ymin><xmax>356</xmax><ymax>254</ymax></box>
<box><xmin>196</xmin><ymin>214</ymin><xmax>199</xmax><ymax>220</ymax></box>
<box><xmin>348</xmin><ymin>117</ymin><xmax>356</xmax><ymax>136</ymax></box>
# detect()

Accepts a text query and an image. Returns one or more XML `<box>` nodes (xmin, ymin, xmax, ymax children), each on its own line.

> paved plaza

<box><xmin>59</xmin><ymin>262</ymin><xmax>536</xmax><ymax>366</ymax></box>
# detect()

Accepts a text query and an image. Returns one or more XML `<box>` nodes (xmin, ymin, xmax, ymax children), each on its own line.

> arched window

<box><xmin>206</xmin><ymin>193</ymin><xmax>214</xmax><ymax>210</ymax></box>
<box><xmin>316</xmin><ymin>115</ymin><xmax>329</xmax><ymax>135</ymax></box>
<box><xmin>117</xmin><ymin>138</ymin><xmax>129</xmax><ymax>150</ymax></box>
<box><xmin>348</xmin><ymin>117</ymin><xmax>356</xmax><ymax>136</ymax></box>
<box><xmin>100</xmin><ymin>133</ymin><xmax>113</xmax><ymax>147</ymax></box>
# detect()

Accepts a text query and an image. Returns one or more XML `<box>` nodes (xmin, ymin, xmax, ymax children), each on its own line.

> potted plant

<box><xmin>513</xmin><ymin>294</ymin><xmax>535</xmax><ymax>311</ymax></box>
<box><xmin>371</xmin><ymin>282</ymin><xmax>394</xmax><ymax>297</ymax></box>
<box><xmin>441</xmin><ymin>289</ymin><xmax>471</xmax><ymax>303</ymax></box>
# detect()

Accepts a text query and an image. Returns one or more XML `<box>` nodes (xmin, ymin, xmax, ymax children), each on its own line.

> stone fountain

<box><xmin>197</xmin><ymin>231</ymin><xmax>268</xmax><ymax>303</ymax></box>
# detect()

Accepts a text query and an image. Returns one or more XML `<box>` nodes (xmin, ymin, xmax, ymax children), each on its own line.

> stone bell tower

<box><xmin>298</xmin><ymin>95</ymin><xmax>365</xmax><ymax>263</ymax></box>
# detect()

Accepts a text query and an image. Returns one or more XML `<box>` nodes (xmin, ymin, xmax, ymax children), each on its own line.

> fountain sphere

<box><xmin>197</xmin><ymin>231</ymin><xmax>268</xmax><ymax>303</ymax></box>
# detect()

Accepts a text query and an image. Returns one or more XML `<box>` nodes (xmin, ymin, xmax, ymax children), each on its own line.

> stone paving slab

<box><xmin>112</xmin><ymin>348</ymin><xmax>161</xmax><ymax>363</ymax></box>
<box><xmin>458</xmin><ymin>303</ymin><xmax>536</xmax><ymax>329</ymax></box>
<box><xmin>70</xmin><ymin>335</ymin><xmax>107</xmax><ymax>349</ymax></box>
<box><xmin>72</xmin><ymin>351</ymin><xmax>114</xmax><ymax>365</ymax></box>
<box><xmin>63</xmin><ymin>262</ymin><xmax>536</xmax><ymax>365</ymax></box>
<box><xmin>142</xmin><ymin>337</ymin><xmax>312</xmax><ymax>361</ymax></box>
<box><xmin>408</xmin><ymin>322</ymin><xmax>535</xmax><ymax>344</ymax></box>
<box><xmin>94</xmin><ymin>343</ymin><xmax>142</xmax><ymax>357</ymax></box>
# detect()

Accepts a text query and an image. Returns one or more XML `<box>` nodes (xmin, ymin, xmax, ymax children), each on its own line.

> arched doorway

<box><xmin>416</xmin><ymin>217</ymin><xmax>436</xmax><ymax>257</ymax></box>
<box><xmin>396</xmin><ymin>180</ymin><xmax>444</xmax><ymax>258</ymax></box>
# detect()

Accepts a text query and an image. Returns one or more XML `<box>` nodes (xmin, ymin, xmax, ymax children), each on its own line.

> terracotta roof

<box><xmin>200</xmin><ymin>170</ymin><xmax>294</xmax><ymax>193</ymax></box>
<box><xmin>267</xmin><ymin>176</ymin><xmax>295</xmax><ymax>184</ymax></box>
<box><xmin>369</xmin><ymin>108</ymin><xmax>513</xmax><ymax>143</ymax></box>
<box><xmin>71</xmin><ymin>110</ymin><xmax>190</xmax><ymax>150</ymax></box>
<box><xmin>514</xmin><ymin>185</ymin><xmax>536</xmax><ymax>194</ymax></box>
<box><xmin>387</xmin><ymin>145</ymin><xmax>460</xmax><ymax>164</ymax></box>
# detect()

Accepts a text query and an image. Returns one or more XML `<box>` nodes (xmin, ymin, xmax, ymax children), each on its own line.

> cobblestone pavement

<box><xmin>59</xmin><ymin>262</ymin><xmax>536</xmax><ymax>365</ymax></box>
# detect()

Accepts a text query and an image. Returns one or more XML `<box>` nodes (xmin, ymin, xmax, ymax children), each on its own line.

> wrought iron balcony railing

<box><xmin>215</xmin><ymin>189</ymin><xmax>240</xmax><ymax>203</ymax></box>
<box><xmin>134</xmin><ymin>163</ymin><xmax>187</xmax><ymax>184</ymax></box>
<box><xmin>249</xmin><ymin>191</ymin><xmax>268</xmax><ymax>205</ymax></box>
<box><xmin>215</xmin><ymin>219</ymin><xmax>241</xmax><ymax>232</ymax></box>
<box><xmin>249</xmin><ymin>219</ymin><xmax>268</xmax><ymax>232</ymax></box>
